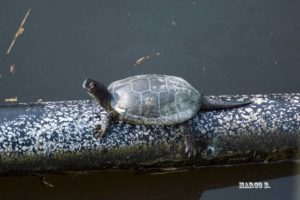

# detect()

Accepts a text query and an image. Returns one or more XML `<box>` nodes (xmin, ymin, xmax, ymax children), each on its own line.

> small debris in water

<box><xmin>33</xmin><ymin>174</ymin><xmax>55</xmax><ymax>188</ymax></box>
<box><xmin>274</xmin><ymin>61</ymin><xmax>278</xmax><ymax>65</ymax></box>
<box><xmin>9</xmin><ymin>64</ymin><xmax>16</xmax><ymax>74</ymax></box>
<box><xmin>4</xmin><ymin>97</ymin><xmax>18</xmax><ymax>102</ymax></box>
<box><xmin>7</xmin><ymin>8</ymin><xmax>31</xmax><ymax>55</ymax></box>
<box><xmin>171</xmin><ymin>20</ymin><xmax>176</xmax><ymax>26</ymax></box>
<box><xmin>151</xmin><ymin>168</ymin><xmax>188</xmax><ymax>175</ymax></box>
<box><xmin>135</xmin><ymin>56</ymin><xmax>150</xmax><ymax>65</ymax></box>
<box><xmin>134</xmin><ymin>52</ymin><xmax>161</xmax><ymax>66</ymax></box>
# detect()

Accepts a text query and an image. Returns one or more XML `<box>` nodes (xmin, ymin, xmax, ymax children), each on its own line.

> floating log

<box><xmin>0</xmin><ymin>94</ymin><xmax>299</xmax><ymax>175</ymax></box>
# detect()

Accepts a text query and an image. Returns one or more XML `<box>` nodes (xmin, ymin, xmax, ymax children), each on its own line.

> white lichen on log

<box><xmin>0</xmin><ymin>94</ymin><xmax>299</xmax><ymax>174</ymax></box>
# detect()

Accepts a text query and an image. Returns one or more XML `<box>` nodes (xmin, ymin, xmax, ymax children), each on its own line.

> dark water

<box><xmin>0</xmin><ymin>163</ymin><xmax>299</xmax><ymax>200</ymax></box>
<box><xmin>0</xmin><ymin>0</ymin><xmax>299</xmax><ymax>199</ymax></box>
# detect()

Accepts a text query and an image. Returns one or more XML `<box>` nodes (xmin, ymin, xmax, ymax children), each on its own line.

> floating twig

<box><xmin>4</xmin><ymin>97</ymin><xmax>18</xmax><ymax>102</ymax></box>
<box><xmin>32</xmin><ymin>174</ymin><xmax>55</xmax><ymax>188</ymax></box>
<box><xmin>135</xmin><ymin>56</ymin><xmax>150</xmax><ymax>66</ymax></box>
<box><xmin>7</xmin><ymin>8</ymin><xmax>31</xmax><ymax>55</ymax></box>
<box><xmin>134</xmin><ymin>52</ymin><xmax>161</xmax><ymax>66</ymax></box>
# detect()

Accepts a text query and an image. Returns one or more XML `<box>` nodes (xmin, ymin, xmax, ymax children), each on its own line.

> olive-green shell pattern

<box><xmin>107</xmin><ymin>74</ymin><xmax>201</xmax><ymax>125</ymax></box>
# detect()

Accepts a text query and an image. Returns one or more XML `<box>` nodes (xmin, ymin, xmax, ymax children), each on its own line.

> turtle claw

<box><xmin>93</xmin><ymin>124</ymin><xmax>106</xmax><ymax>138</ymax></box>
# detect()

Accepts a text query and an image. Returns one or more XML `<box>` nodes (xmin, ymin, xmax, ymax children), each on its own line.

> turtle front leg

<box><xmin>94</xmin><ymin>111</ymin><xmax>119</xmax><ymax>138</ymax></box>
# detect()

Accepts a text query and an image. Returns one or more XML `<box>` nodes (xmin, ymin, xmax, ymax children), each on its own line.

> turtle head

<box><xmin>82</xmin><ymin>78</ymin><xmax>112</xmax><ymax>111</ymax></box>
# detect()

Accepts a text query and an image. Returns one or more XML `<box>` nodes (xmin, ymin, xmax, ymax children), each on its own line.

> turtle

<box><xmin>82</xmin><ymin>74</ymin><xmax>251</xmax><ymax>138</ymax></box>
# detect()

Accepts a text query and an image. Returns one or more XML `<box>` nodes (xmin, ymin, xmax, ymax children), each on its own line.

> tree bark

<box><xmin>0</xmin><ymin>94</ymin><xmax>299</xmax><ymax>174</ymax></box>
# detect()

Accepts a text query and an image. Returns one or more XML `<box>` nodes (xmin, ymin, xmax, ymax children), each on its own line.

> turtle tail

<box><xmin>200</xmin><ymin>95</ymin><xmax>251</xmax><ymax>111</ymax></box>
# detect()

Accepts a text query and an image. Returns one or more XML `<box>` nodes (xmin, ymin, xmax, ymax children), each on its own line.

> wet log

<box><xmin>0</xmin><ymin>93</ymin><xmax>299</xmax><ymax>174</ymax></box>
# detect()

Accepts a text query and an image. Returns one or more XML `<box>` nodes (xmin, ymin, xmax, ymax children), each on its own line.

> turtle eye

<box><xmin>89</xmin><ymin>82</ymin><xmax>95</xmax><ymax>89</ymax></box>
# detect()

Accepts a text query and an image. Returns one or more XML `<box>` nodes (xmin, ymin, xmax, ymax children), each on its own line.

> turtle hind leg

<box><xmin>93</xmin><ymin>111</ymin><xmax>119</xmax><ymax>138</ymax></box>
<box><xmin>179</xmin><ymin>122</ymin><xmax>196</xmax><ymax>158</ymax></box>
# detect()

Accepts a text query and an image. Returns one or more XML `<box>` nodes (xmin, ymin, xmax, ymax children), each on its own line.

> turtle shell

<box><xmin>107</xmin><ymin>74</ymin><xmax>201</xmax><ymax>125</ymax></box>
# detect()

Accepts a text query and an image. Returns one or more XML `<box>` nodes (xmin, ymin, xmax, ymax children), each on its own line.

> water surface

<box><xmin>0</xmin><ymin>0</ymin><xmax>299</xmax><ymax>199</ymax></box>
